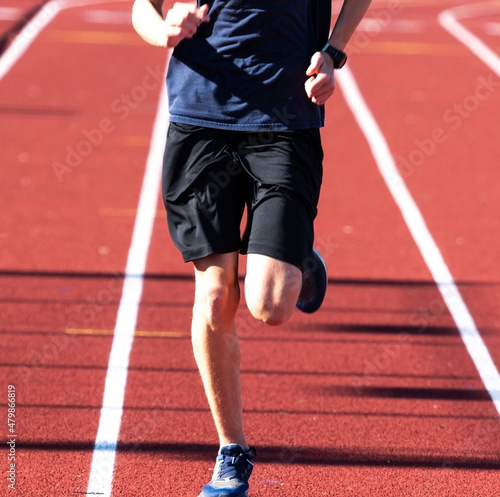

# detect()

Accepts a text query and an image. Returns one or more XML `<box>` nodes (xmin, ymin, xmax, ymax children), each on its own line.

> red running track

<box><xmin>0</xmin><ymin>0</ymin><xmax>499</xmax><ymax>496</ymax></box>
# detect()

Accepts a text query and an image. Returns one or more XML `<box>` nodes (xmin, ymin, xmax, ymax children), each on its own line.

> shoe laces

<box><xmin>215</xmin><ymin>446</ymin><xmax>255</xmax><ymax>481</ymax></box>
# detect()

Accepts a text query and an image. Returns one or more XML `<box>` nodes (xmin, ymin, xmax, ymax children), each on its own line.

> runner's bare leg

<box><xmin>192</xmin><ymin>252</ymin><xmax>248</xmax><ymax>449</ymax></box>
<box><xmin>192</xmin><ymin>252</ymin><xmax>302</xmax><ymax>448</ymax></box>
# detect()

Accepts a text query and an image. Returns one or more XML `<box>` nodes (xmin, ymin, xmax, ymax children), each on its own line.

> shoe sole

<box><xmin>296</xmin><ymin>248</ymin><xmax>328</xmax><ymax>314</ymax></box>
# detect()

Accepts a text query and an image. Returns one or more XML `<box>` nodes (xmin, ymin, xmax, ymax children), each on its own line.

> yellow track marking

<box><xmin>359</xmin><ymin>41</ymin><xmax>467</xmax><ymax>56</ymax></box>
<box><xmin>121</xmin><ymin>136</ymin><xmax>152</xmax><ymax>146</ymax></box>
<box><xmin>43</xmin><ymin>30</ymin><xmax>143</xmax><ymax>45</ymax></box>
<box><xmin>65</xmin><ymin>328</ymin><xmax>187</xmax><ymax>338</ymax></box>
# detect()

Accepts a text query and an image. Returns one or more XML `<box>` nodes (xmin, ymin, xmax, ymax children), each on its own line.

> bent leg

<box><xmin>244</xmin><ymin>253</ymin><xmax>302</xmax><ymax>326</ymax></box>
<box><xmin>191</xmin><ymin>252</ymin><xmax>248</xmax><ymax>449</ymax></box>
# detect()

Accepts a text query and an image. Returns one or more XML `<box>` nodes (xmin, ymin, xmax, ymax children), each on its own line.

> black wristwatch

<box><xmin>321</xmin><ymin>43</ymin><xmax>347</xmax><ymax>69</ymax></box>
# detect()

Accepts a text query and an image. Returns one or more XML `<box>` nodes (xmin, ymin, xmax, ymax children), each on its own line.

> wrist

<box><xmin>321</xmin><ymin>43</ymin><xmax>347</xmax><ymax>69</ymax></box>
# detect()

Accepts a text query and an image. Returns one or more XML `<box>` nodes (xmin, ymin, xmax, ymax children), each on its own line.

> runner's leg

<box><xmin>191</xmin><ymin>251</ymin><xmax>248</xmax><ymax>450</ymax></box>
<box><xmin>244</xmin><ymin>253</ymin><xmax>302</xmax><ymax>326</ymax></box>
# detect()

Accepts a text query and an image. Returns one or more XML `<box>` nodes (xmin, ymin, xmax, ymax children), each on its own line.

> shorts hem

<box><xmin>181</xmin><ymin>242</ymin><xmax>241</xmax><ymax>263</ymax></box>
<box><xmin>243</xmin><ymin>242</ymin><xmax>307</xmax><ymax>271</ymax></box>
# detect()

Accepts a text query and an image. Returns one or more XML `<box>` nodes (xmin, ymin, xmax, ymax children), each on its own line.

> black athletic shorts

<box><xmin>162</xmin><ymin>123</ymin><xmax>323</xmax><ymax>270</ymax></box>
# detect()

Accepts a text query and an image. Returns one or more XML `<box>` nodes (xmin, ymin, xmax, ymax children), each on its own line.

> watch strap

<box><xmin>321</xmin><ymin>43</ymin><xmax>347</xmax><ymax>69</ymax></box>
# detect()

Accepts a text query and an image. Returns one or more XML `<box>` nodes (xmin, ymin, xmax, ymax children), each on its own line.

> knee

<box><xmin>244</xmin><ymin>254</ymin><xmax>301</xmax><ymax>326</ymax></box>
<box><xmin>245</xmin><ymin>293</ymin><xmax>294</xmax><ymax>326</ymax></box>
<box><xmin>194</xmin><ymin>280</ymin><xmax>240</xmax><ymax>330</ymax></box>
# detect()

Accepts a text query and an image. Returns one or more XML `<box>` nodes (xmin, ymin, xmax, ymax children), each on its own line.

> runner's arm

<box><xmin>305</xmin><ymin>0</ymin><xmax>373</xmax><ymax>105</ymax></box>
<box><xmin>132</xmin><ymin>0</ymin><xmax>210</xmax><ymax>48</ymax></box>
<box><xmin>327</xmin><ymin>0</ymin><xmax>373</xmax><ymax>51</ymax></box>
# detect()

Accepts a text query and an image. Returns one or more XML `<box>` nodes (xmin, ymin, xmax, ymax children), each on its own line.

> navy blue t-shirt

<box><xmin>166</xmin><ymin>0</ymin><xmax>331</xmax><ymax>131</ymax></box>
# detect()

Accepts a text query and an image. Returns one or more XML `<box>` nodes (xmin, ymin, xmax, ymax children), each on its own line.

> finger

<box><xmin>184</xmin><ymin>3</ymin><xmax>210</xmax><ymax>23</ymax></box>
<box><xmin>165</xmin><ymin>21</ymin><xmax>196</xmax><ymax>44</ymax></box>
<box><xmin>304</xmin><ymin>75</ymin><xmax>317</xmax><ymax>99</ymax></box>
<box><xmin>305</xmin><ymin>72</ymin><xmax>328</xmax><ymax>95</ymax></box>
<box><xmin>170</xmin><ymin>10</ymin><xmax>203</xmax><ymax>36</ymax></box>
<box><xmin>305</xmin><ymin>73</ymin><xmax>335</xmax><ymax>104</ymax></box>
<box><xmin>305</xmin><ymin>51</ymin><xmax>322</xmax><ymax>77</ymax></box>
<box><xmin>197</xmin><ymin>3</ymin><xmax>210</xmax><ymax>21</ymax></box>
<box><xmin>185</xmin><ymin>13</ymin><xmax>203</xmax><ymax>30</ymax></box>
<box><xmin>310</xmin><ymin>84</ymin><xmax>335</xmax><ymax>105</ymax></box>
<box><xmin>313</xmin><ymin>89</ymin><xmax>334</xmax><ymax>105</ymax></box>
<box><xmin>184</xmin><ymin>6</ymin><xmax>210</xmax><ymax>32</ymax></box>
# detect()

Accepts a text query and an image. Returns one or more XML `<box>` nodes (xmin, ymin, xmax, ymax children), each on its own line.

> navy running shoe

<box><xmin>296</xmin><ymin>248</ymin><xmax>328</xmax><ymax>314</ymax></box>
<box><xmin>199</xmin><ymin>444</ymin><xmax>256</xmax><ymax>497</ymax></box>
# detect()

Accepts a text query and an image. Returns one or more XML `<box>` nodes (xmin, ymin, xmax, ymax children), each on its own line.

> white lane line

<box><xmin>86</xmin><ymin>70</ymin><xmax>169</xmax><ymax>496</ymax></box>
<box><xmin>0</xmin><ymin>0</ymin><xmax>168</xmax><ymax>492</ymax></box>
<box><xmin>337</xmin><ymin>66</ymin><xmax>500</xmax><ymax>417</ymax></box>
<box><xmin>0</xmin><ymin>0</ymin><xmax>61</xmax><ymax>81</ymax></box>
<box><xmin>0</xmin><ymin>0</ymin><xmax>131</xmax><ymax>81</ymax></box>
<box><xmin>438</xmin><ymin>3</ymin><xmax>500</xmax><ymax>76</ymax></box>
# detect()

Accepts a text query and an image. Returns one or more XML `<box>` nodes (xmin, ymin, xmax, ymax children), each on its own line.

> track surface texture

<box><xmin>1</xmin><ymin>0</ymin><xmax>499</xmax><ymax>496</ymax></box>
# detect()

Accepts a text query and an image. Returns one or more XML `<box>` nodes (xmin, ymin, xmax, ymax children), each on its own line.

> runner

<box><xmin>132</xmin><ymin>1</ymin><xmax>372</xmax><ymax>495</ymax></box>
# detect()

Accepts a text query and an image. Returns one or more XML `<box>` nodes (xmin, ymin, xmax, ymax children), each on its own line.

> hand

<box><xmin>304</xmin><ymin>51</ymin><xmax>335</xmax><ymax>105</ymax></box>
<box><xmin>163</xmin><ymin>2</ymin><xmax>210</xmax><ymax>48</ymax></box>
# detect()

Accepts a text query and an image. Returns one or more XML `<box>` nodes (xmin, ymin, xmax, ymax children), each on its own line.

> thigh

<box><xmin>244</xmin><ymin>253</ymin><xmax>302</xmax><ymax>325</ymax></box>
<box><xmin>162</xmin><ymin>123</ymin><xmax>246</xmax><ymax>263</ymax></box>
<box><xmin>237</xmin><ymin>128</ymin><xmax>324</xmax><ymax>270</ymax></box>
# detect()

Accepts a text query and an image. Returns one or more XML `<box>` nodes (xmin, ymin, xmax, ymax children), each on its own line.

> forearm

<box><xmin>328</xmin><ymin>0</ymin><xmax>373</xmax><ymax>50</ymax></box>
<box><xmin>132</xmin><ymin>0</ymin><xmax>167</xmax><ymax>47</ymax></box>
